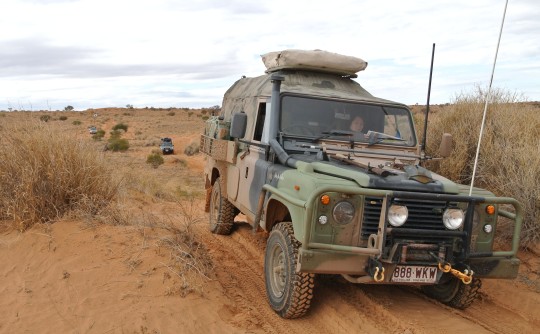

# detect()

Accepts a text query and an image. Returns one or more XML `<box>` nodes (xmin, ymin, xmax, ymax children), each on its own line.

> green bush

<box><xmin>146</xmin><ymin>152</ymin><xmax>164</xmax><ymax>168</ymax></box>
<box><xmin>184</xmin><ymin>142</ymin><xmax>200</xmax><ymax>156</ymax></box>
<box><xmin>107</xmin><ymin>138</ymin><xmax>129</xmax><ymax>152</ymax></box>
<box><xmin>109</xmin><ymin>129</ymin><xmax>123</xmax><ymax>139</ymax></box>
<box><xmin>112</xmin><ymin>123</ymin><xmax>128</xmax><ymax>132</ymax></box>
<box><xmin>59</xmin><ymin>115</ymin><xmax>68</xmax><ymax>121</ymax></box>
<box><xmin>72</xmin><ymin>120</ymin><xmax>82</xmax><ymax>125</ymax></box>
<box><xmin>39</xmin><ymin>115</ymin><xmax>51</xmax><ymax>122</ymax></box>
<box><xmin>92</xmin><ymin>129</ymin><xmax>105</xmax><ymax>141</ymax></box>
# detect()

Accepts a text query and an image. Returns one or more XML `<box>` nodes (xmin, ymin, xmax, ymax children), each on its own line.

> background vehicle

<box><xmin>200</xmin><ymin>49</ymin><xmax>522</xmax><ymax>318</ymax></box>
<box><xmin>88</xmin><ymin>126</ymin><xmax>97</xmax><ymax>134</ymax></box>
<box><xmin>160</xmin><ymin>137</ymin><xmax>174</xmax><ymax>154</ymax></box>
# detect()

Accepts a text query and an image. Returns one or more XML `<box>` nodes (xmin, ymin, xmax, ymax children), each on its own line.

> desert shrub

<box><xmin>167</xmin><ymin>111</ymin><xmax>175</xmax><ymax>116</ymax></box>
<box><xmin>92</xmin><ymin>129</ymin><xmax>105</xmax><ymax>140</ymax></box>
<box><xmin>0</xmin><ymin>122</ymin><xmax>119</xmax><ymax>230</ymax></box>
<box><xmin>39</xmin><ymin>115</ymin><xmax>51</xmax><ymax>122</ymax></box>
<box><xmin>72</xmin><ymin>120</ymin><xmax>82</xmax><ymax>125</ymax></box>
<box><xmin>146</xmin><ymin>152</ymin><xmax>164</xmax><ymax>168</ymax></box>
<box><xmin>112</xmin><ymin>122</ymin><xmax>128</xmax><ymax>132</ymax></box>
<box><xmin>188</xmin><ymin>111</ymin><xmax>194</xmax><ymax>117</ymax></box>
<box><xmin>59</xmin><ymin>115</ymin><xmax>68</xmax><ymax>121</ymax></box>
<box><xmin>109</xmin><ymin>129</ymin><xmax>123</xmax><ymax>139</ymax></box>
<box><xmin>422</xmin><ymin>86</ymin><xmax>539</xmax><ymax>246</ymax></box>
<box><xmin>201</xmin><ymin>115</ymin><xmax>209</xmax><ymax>121</ymax></box>
<box><xmin>172</xmin><ymin>157</ymin><xmax>187</xmax><ymax>166</ymax></box>
<box><xmin>107</xmin><ymin>138</ymin><xmax>130</xmax><ymax>152</ymax></box>
<box><xmin>184</xmin><ymin>142</ymin><xmax>199</xmax><ymax>156</ymax></box>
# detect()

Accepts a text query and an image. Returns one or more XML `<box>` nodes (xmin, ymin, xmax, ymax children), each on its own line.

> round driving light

<box><xmin>484</xmin><ymin>224</ymin><xmax>493</xmax><ymax>233</ymax></box>
<box><xmin>332</xmin><ymin>201</ymin><xmax>355</xmax><ymax>224</ymax></box>
<box><xmin>320</xmin><ymin>194</ymin><xmax>330</xmax><ymax>205</ymax></box>
<box><xmin>485</xmin><ymin>205</ymin><xmax>496</xmax><ymax>215</ymax></box>
<box><xmin>388</xmin><ymin>205</ymin><xmax>408</xmax><ymax>227</ymax></box>
<box><xmin>318</xmin><ymin>215</ymin><xmax>328</xmax><ymax>225</ymax></box>
<box><xmin>443</xmin><ymin>208</ymin><xmax>464</xmax><ymax>230</ymax></box>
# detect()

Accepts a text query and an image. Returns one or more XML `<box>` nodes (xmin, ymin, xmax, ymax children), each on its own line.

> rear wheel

<box><xmin>208</xmin><ymin>177</ymin><xmax>235</xmax><ymax>235</ymax></box>
<box><xmin>422</xmin><ymin>274</ymin><xmax>482</xmax><ymax>309</ymax></box>
<box><xmin>264</xmin><ymin>222</ymin><xmax>315</xmax><ymax>318</ymax></box>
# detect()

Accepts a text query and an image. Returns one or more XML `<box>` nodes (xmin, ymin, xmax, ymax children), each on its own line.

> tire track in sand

<box><xmin>201</xmin><ymin>223</ymin><xmax>409</xmax><ymax>333</ymax></box>
<box><xmin>200</xmin><ymin>223</ymin><xmax>303</xmax><ymax>333</ymax></box>
<box><xmin>199</xmin><ymin>219</ymin><xmax>537</xmax><ymax>334</ymax></box>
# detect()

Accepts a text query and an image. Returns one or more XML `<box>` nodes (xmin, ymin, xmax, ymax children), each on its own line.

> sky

<box><xmin>1</xmin><ymin>0</ymin><xmax>538</xmax><ymax>111</ymax></box>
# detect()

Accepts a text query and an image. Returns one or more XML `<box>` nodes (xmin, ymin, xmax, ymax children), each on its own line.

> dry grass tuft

<box><xmin>156</xmin><ymin>200</ymin><xmax>214</xmax><ymax>296</ymax></box>
<box><xmin>0</xmin><ymin>121</ymin><xmax>120</xmax><ymax>230</ymax></box>
<box><xmin>419</xmin><ymin>87</ymin><xmax>540</xmax><ymax>246</ymax></box>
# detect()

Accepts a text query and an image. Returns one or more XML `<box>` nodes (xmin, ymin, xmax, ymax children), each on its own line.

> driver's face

<box><xmin>350</xmin><ymin>116</ymin><xmax>364</xmax><ymax>132</ymax></box>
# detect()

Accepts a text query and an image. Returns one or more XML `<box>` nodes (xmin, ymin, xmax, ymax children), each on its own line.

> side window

<box><xmin>253</xmin><ymin>102</ymin><xmax>266</xmax><ymax>141</ymax></box>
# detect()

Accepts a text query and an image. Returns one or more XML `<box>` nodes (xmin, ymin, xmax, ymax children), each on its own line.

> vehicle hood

<box><xmin>294</xmin><ymin>154</ymin><xmax>460</xmax><ymax>194</ymax></box>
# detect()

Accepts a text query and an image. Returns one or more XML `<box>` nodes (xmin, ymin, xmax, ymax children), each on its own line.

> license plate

<box><xmin>391</xmin><ymin>265</ymin><xmax>438</xmax><ymax>283</ymax></box>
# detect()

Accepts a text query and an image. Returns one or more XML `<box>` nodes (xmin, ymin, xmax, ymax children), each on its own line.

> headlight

<box><xmin>332</xmin><ymin>201</ymin><xmax>355</xmax><ymax>224</ymax></box>
<box><xmin>443</xmin><ymin>208</ymin><xmax>464</xmax><ymax>230</ymax></box>
<box><xmin>388</xmin><ymin>204</ymin><xmax>408</xmax><ymax>227</ymax></box>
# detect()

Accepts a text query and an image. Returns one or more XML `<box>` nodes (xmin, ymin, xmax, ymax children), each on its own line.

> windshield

<box><xmin>280</xmin><ymin>95</ymin><xmax>417</xmax><ymax>147</ymax></box>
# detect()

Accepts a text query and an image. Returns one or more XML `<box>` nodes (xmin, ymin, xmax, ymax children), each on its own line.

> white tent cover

<box><xmin>261</xmin><ymin>49</ymin><xmax>368</xmax><ymax>75</ymax></box>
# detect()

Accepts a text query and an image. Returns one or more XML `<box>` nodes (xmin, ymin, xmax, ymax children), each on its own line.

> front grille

<box><xmin>361</xmin><ymin>196</ymin><xmax>458</xmax><ymax>241</ymax></box>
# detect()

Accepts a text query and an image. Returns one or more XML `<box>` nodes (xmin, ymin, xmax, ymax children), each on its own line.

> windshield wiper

<box><xmin>312</xmin><ymin>130</ymin><xmax>354</xmax><ymax>142</ymax></box>
<box><xmin>367</xmin><ymin>130</ymin><xmax>406</xmax><ymax>146</ymax></box>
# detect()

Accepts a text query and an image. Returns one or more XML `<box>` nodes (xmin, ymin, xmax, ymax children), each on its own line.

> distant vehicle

<box><xmin>160</xmin><ymin>137</ymin><xmax>174</xmax><ymax>154</ymax></box>
<box><xmin>88</xmin><ymin>126</ymin><xmax>97</xmax><ymax>134</ymax></box>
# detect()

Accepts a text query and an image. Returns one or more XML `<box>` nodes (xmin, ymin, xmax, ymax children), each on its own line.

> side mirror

<box><xmin>230</xmin><ymin>112</ymin><xmax>247</xmax><ymax>139</ymax></box>
<box><xmin>439</xmin><ymin>133</ymin><xmax>453</xmax><ymax>158</ymax></box>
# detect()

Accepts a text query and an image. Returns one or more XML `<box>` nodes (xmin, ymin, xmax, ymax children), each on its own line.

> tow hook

<box><xmin>367</xmin><ymin>258</ymin><xmax>385</xmax><ymax>282</ymax></box>
<box><xmin>438</xmin><ymin>261</ymin><xmax>474</xmax><ymax>284</ymax></box>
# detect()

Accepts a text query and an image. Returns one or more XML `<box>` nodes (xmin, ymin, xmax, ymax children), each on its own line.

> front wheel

<box><xmin>264</xmin><ymin>222</ymin><xmax>315</xmax><ymax>318</ymax></box>
<box><xmin>421</xmin><ymin>274</ymin><xmax>482</xmax><ymax>309</ymax></box>
<box><xmin>208</xmin><ymin>177</ymin><xmax>235</xmax><ymax>235</ymax></box>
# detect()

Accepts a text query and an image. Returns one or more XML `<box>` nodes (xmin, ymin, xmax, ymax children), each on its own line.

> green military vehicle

<box><xmin>200</xmin><ymin>49</ymin><xmax>522</xmax><ymax>318</ymax></box>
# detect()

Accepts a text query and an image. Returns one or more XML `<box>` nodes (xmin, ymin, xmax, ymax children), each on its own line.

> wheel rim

<box><xmin>269</xmin><ymin>242</ymin><xmax>286</xmax><ymax>298</ymax></box>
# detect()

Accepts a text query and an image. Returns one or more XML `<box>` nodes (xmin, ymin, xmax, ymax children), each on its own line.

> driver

<box><xmin>349</xmin><ymin>115</ymin><xmax>368</xmax><ymax>140</ymax></box>
<box><xmin>350</xmin><ymin>115</ymin><xmax>364</xmax><ymax>132</ymax></box>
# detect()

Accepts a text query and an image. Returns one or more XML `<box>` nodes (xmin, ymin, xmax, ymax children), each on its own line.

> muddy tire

<box><xmin>264</xmin><ymin>222</ymin><xmax>315</xmax><ymax>318</ymax></box>
<box><xmin>422</xmin><ymin>274</ymin><xmax>482</xmax><ymax>309</ymax></box>
<box><xmin>209</xmin><ymin>177</ymin><xmax>235</xmax><ymax>235</ymax></box>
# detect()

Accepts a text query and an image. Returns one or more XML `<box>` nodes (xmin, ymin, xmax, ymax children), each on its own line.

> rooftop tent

<box><xmin>261</xmin><ymin>49</ymin><xmax>368</xmax><ymax>76</ymax></box>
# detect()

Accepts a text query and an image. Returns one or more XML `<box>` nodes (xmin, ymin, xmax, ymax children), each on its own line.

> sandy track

<box><xmin>199</xmin><ymin>218</ymin><xmax>539</xmax><ymax>334</ymax></box>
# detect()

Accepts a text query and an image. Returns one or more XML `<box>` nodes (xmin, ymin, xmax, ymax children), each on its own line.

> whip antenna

<box><xmin>469</xmin><ymin>0</ymin><xmax>509</xmax><ymax>196</ymax></box>
<box><xmin>421</xmin><ymin>43</ymin><xmax>436</xmax><ymax>156</ymax></box>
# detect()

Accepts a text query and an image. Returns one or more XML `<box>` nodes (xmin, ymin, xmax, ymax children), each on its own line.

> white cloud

<box><xmin>1</xmin><ymin>0</ymin><xmax>539</xmax><ymax>110</ymax></box>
